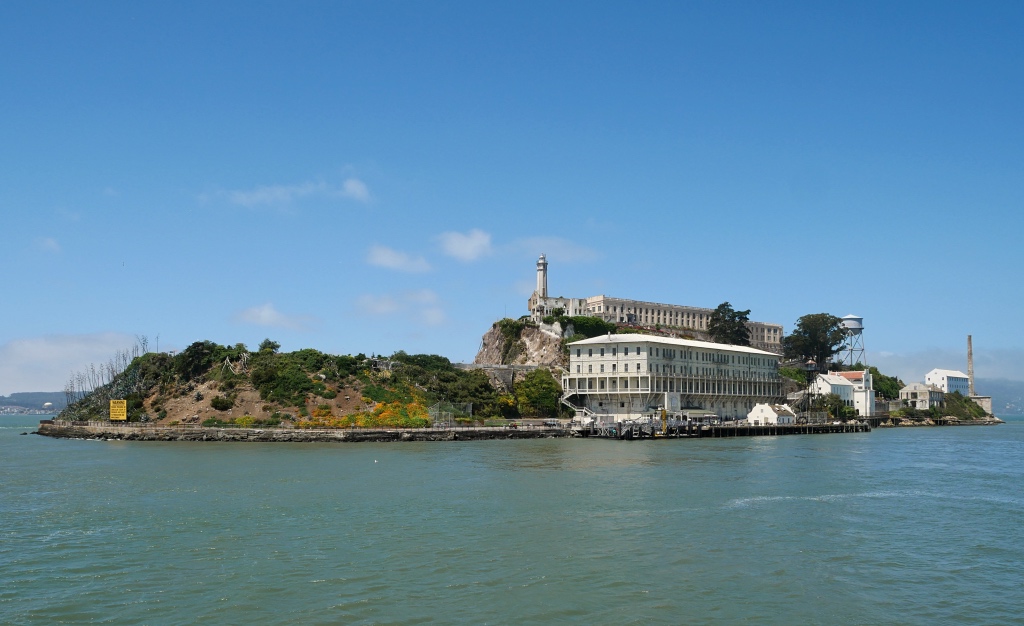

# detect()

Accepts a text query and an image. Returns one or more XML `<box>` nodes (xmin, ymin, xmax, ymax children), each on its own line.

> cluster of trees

<box><xmin>782</xmin><ymin>313</ymin><xmax>848</xmax><ymax>371</ymax></box>
<box><xmin>707</xmin><ymin>302</ymin><xmax>751</xmax><ymax>346</ymax></box>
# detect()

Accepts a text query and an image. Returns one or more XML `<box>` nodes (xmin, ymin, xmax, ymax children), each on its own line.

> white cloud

<box><xmin>234</xmin><ymin>303</ymin><xmax>314</xmax><ymax>330</ymax></box>
<box><xmin>342</xmin><ymin>178</ymin><xmax>370</xmax><ymax>202</ymax></box>
<box><xmin>420</xmin><ymin>307</ymin><xmax>446</xmax><ymax>326</ymax></box>
<box><xmin>209</xmin><ymin>176</ymin><xmax>372</xmax><ymax>208</ymax></box>
<box><xmin>0</xmin><ymin>333</ymin><xmax>138</xmax><ymax>395</ymax></box>
<box><xmin>509</xmin><ymin>236</ymin><xmax>599</xmax><ymax>263</ymax></box>
<box><xmin>438</xmin><ymin>228</ymin><xmax>493</xmax><ymax>262</ymax></box>
<box><xmin>354</xmin><ymin>290</ymin><xmax>446</xmax><ymax>326</ymax></box>
<box><xmin>355</xmin><ymin>294</ymin><xmax>400</xmax><ymax>315</ymax></box>
<box><xmin>367</xmin><ymin>245</ymin><xmax>432</xmax><ymax>273</ymax></box>
<box><xmin>35</xmin><ymin>237</ymin><xmax>60</xmax><ymax>253</ymax></box>
<box><xmin>227</xmin><ymin>181</ymin><xmax>327</xmax><ymax>207</ymax></box>
<box><xmin>406</xmin><ymin>289</ymin><xmax>439</xmax><ymax>304</ymax></box>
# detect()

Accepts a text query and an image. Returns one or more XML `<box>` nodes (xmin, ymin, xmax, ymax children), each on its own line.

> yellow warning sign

<box><xmin>110</xmin><ymin>399</ymin><xmax>127</xmax><ymax>421</ymax></box>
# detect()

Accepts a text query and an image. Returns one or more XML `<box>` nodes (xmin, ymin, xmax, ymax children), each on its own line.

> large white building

<box><xmin>527</xmin><ymin>255</ymin><xmax>784</xmax><ymax>353</ymax></box>
<box><xmin>925</xmin><ymin>369</ymin><xmax>970</xmax><ymax>395</ymax></box>
<box><xmin>561</xmin><ymin>334</ymin><xmax>784</xmax><ymax>424</ymax></box>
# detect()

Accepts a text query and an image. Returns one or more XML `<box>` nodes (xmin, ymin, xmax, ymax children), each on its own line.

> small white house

<box><xmin>747</xmin><ymin>403</ymin><xmax>797</xmax><ymax>425</ymax></box>
<box><xmin>924</xmin><ymin>369</ymin><xmax>969</xmax><ymax>395</ymax></box>
<box><xmin>810</xmin><ymin>374</ymin><xmax>855</xmax><ymax>408</ymax></box>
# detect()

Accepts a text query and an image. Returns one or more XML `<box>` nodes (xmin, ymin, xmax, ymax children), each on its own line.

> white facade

<box><xmin>925</xmin><ymin>369</ymin><xmax>969</xmax><ymax>395</ymax></box>
<box><xmin>832</xmin><ymin>370</ymin><xmax>875</xmax><ymax>417</ymax></box>
<box><xmin>562</xmin><ymin>334</ymin><xmax>784</xmax><ymax>424</ymax></box>
<box><xmin>747</xmin><ymin>403</ymin><xmax>796</xmax><ymax>425</ymax></box>
<box><xmin>810</xmin><ymin>374</ymin><xmax>855</xmax><ymax>408</ymax></box>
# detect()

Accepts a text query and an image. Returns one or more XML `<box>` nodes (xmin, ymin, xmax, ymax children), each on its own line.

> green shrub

<box><xmin>210</xmin><ymin>395</ymin><xmax>233</xmax><ymax>411</ymax></box>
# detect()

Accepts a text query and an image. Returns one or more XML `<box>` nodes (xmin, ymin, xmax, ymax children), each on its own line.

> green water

<box><xmin>2</xmin><ymin>416</ymin><xmax>1022</xmax><ymax>624</ymax></box>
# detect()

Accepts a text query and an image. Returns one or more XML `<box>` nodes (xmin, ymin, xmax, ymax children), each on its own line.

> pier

<box><xmin>36</xmin><ymin>419</ymin><xmax>870</xmax><ymax>443</ymax></box>
<box><xmin>575</xmin><ymin>420</ymin><xmax>871</xmax><ymax>440</ymax></box>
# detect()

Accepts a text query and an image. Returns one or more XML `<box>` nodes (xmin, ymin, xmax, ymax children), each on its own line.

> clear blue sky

<box><xmin>2</xmin><ymin>1</ymin><xmax>1023</xmax><ymax>394</ymax></box>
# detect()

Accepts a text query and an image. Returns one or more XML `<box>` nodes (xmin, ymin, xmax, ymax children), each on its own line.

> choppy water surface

<box><xmin>2</xmin><ymin>416</ymin><xmax>1022</xmax><ymax>624</ymax></box>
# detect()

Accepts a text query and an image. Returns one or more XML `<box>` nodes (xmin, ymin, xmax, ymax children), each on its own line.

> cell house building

<box><xmin>561</xmin><ymin>334</ymin><xmax>785</xmax><ymax>425</ymax></box>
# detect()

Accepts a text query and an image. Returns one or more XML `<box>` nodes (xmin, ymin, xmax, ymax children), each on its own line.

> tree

<box><xmin>259</xmin><ymin>339</ymin><xmax>281</xmax><ymax>354</ymax></box>
<box><xmin>707</xmin><ymin>302</ymin><xmax>751</xmax><ymax>346</ymax></box>
<box><xmin>516</xmin><ymin>368</ymin><xmax>562</xmax><ymax>417</ymax></box>
<box><xmin>867</xmin><ymin>365</ymin><xmax>903</xmax><ymax>400</ymax></box>
<box><xmin>782</xmin><ymin>313</ymin><xmax>846</xmax><ymax>372</ymax></box>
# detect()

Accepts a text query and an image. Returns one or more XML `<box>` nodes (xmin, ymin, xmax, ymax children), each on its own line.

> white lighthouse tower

<box><xmin>536</xmin><ymin>253</ymin><xmax>548</xmax><ymax>298</ymax></box>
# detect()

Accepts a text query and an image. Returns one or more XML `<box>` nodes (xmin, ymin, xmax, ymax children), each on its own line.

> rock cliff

<box><xmin>474</xmin><ymin>320</ymin><xmax>567</xmax><ymax>368</ymax></box>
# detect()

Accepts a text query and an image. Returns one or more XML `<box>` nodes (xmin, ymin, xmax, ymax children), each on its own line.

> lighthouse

<box><xmin>536</xmin><ymin>253</ymin><xmax>548</xmax><ymax>298</ymax></box>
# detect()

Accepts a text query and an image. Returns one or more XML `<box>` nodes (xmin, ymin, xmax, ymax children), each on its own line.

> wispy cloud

<box><xmin>342</xmin><ymin>178</ymin><xmax>370</xmax><ymax>202</ymax></box>
<box><xmin>354</xmin><ymin>290</ymin><xmax>446</xmax><ymax>326</ymax></box>
<box><xmin>206</xmin><ymin>176</ymin><xmax>372</xmax><ymax>208</ymax></box>
<box><xmin>35</xmin><ymin>237</ymin><xmax>60</xmax><ymax>253</ymax></box>
<box><xmin>228</xmin><ymin>181</ymin><xmax>328</xmax><ymax>207</ymax></box>
<box><xmin>355</xmin><ymin>294</ymin><xmax>400</xmax><ymax>315</ymax></box>
<box><xmin>510</xmin><ymin>236</ymin><xmax>599</xmax><ymax>263</ymax></box>
<box><xmin>367</xmin><ymin>245</ymin><xmax>432</xmax><ymax>273</ymax></box>
<box><xmin>438</xmin><ymin>228</ymin><xmax>493</xmax><ymax>262</ymax></box>
<box><xmin>234</xmin><ymin>303</ymin><xmax>315</xmax><ymax>331</ymax></box>
<box><xmin>0</xmin><ymin>332</ymin><xmax>138</xmax><ymax>395</ymax></box>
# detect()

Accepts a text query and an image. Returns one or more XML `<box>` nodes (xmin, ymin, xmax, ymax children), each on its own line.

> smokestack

<box><xmin>967</xmin><ymin>334</ymin><xmax>976</xmax><ymax>397</ymax></box>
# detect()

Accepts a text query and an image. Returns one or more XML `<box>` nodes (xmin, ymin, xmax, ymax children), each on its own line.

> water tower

<box><xmin>839</xmin><ymin>314</ymin><xmax>866</xmax><ymax>367</ymax></box>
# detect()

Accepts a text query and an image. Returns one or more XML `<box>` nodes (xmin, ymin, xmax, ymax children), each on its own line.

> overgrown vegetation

<box><xmin>59</xmin><ymin>339</ymin><xmax>510</xmax><ymax>427</ymax></box>
<box><xmin>779</xmin><ymin>366</ymin><xmax>808</xmax><ymax>385</ymax></box>
<box><xmin>893</xmin><ymin>391</ymin><xmax>988</xmax><ymax>421</ymax></box>
<box><xmin>495</xmin><ymin>318</ymin><xmax>531</xmax><ymax>364</ymax></box>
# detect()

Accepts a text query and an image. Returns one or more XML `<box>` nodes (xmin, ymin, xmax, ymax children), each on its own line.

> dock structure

<box><xmin>574</xmin><ymin>419</ymin><xmax>870</xmax><ymax>440</ymax></box>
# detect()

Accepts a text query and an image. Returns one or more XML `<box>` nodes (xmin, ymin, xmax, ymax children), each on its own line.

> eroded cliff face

<box><xmin>474</xmin><ymin>321</ymin><xmax>567</xmax><ymax>368</ymax></box>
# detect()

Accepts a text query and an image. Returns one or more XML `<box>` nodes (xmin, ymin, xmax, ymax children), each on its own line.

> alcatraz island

<box><xmin>37</xmin><ymin>256</ymin><xmax>999</xmax><ymax>442</ymax></box>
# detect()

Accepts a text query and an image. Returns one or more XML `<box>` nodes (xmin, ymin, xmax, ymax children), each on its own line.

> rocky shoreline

<box><xmin>35</xmin><ymin>421</ymin><xmax>569</xmax><ymax>443</ymax></box>
<box><xmin>877</xmin><ymin>416</ymin><xmax>1004</xmax><ymax>427</ymax></box>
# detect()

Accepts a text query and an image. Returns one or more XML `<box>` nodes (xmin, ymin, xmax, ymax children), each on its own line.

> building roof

<box><xmin>815</xmin><ymin>374</ymin><xmax>855</xmax><ymax>387</ymax></box>
<box><xmin>901</xmin><ymin>382</ymin><xmax>944</xmax><ymax>393</ymax></box>
<box><xmin>926</xmin><ymin>368</ymin><xmax>968</xmax><ymax>378</ymax></box>
<box><xmin>567</xmin><ymin>333</ymin><xmax>779</xmax><ymax>356</ymax></box>
<box><xmin>835</xmin><ymin>371</ymin><xmax>865</xmax><ymax>381</ymax></box>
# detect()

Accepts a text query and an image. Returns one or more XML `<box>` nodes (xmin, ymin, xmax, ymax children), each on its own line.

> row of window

<box><xmin>566</xmin><ymin>377</ymin><xmax>781</xmax><ymax>395</ymax></box>
<box><xmin>574</xmin><ymin>346</ymin><xmax>778</xmax><ymax>369</ymax></box>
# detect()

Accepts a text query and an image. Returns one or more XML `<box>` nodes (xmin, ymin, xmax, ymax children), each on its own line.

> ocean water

<box><xmin>2</xmin><ymin>415</ymin><xmax>1022</xmax><ymax>625</ymax></box>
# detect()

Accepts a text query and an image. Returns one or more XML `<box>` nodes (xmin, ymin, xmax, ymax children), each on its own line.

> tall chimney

<box><xmin>967</xmin><ymin>334</ymin><xmax>976</xmax><ymax>396</ymax></box>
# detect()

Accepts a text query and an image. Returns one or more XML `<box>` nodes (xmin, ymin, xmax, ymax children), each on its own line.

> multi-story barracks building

<box><xmin>561</xmin><ymin>334</ymin><xmax>785</xmax><ymax>425</ymax></box>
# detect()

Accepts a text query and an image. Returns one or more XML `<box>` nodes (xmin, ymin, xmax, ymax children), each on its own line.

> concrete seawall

<box><xmin>36</xmin><ymin>422</ymin><xmax>569</xmax><ymax>443</ymax></box>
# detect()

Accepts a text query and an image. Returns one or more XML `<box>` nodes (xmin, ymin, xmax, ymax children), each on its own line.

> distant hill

<box><xmin>976</xmin><ymin>378</ymin><xmax>1024</xmax><ymax>416</ymax></box>
<box><xmin>0</xmin><ymin>392</ymin><xmax>67</xmax><ymax>410</ymax></box>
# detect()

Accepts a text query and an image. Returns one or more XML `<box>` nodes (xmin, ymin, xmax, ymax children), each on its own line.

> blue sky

<box><xmin>2</xmin><ymin>1</ymin><xmax>1023</xmax><ymax>394</ymax></box>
